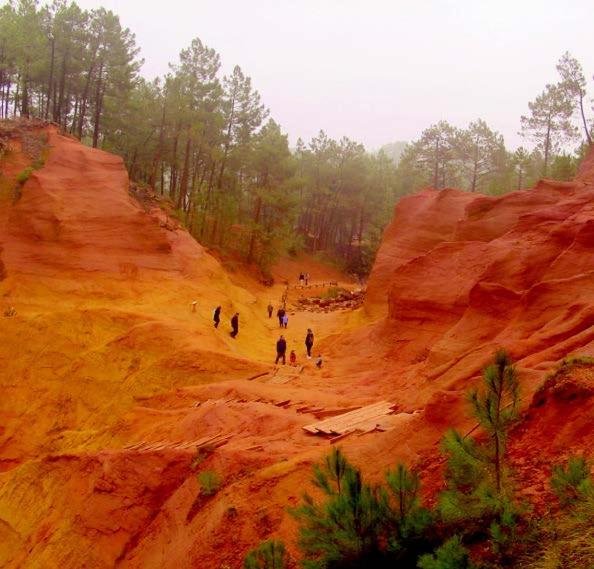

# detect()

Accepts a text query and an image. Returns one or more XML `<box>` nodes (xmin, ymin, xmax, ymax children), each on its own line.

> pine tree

<box><xmin>468</xmin><ymin>349</ymin><xmax>520</xmax><ymax>496</ymax></box>
<box><xmin>244</xmin><ymin>539</ymin><xmax>289</xmax><ymax>569</ymax></box>
<box><xmin>556</xmin><ymin>51</ymin><xmax>592</xmax><ymax>145</ymax></box>
<box><xmin>551</xmin><ymin>455</ymin><xmax>593</xmax><ymax>507</ymax></box>
<box><xmin>417</xmin><ymin>536</ymin><xmax>476</xmax><ymax>569</ymax></box>
<box><xmin>520</xmin><ymin>83</ymin><xmax>578</xmax><ymax>176</ymax></box>
<box><xmin>290</xmin><ymin>449</ymin><xmax>387</xmax><ymax>569</ymax></box>
<box><xmin>439</xmin><ymin>350</ymin><xmax>521</xmax><ymax>541</ymax></box>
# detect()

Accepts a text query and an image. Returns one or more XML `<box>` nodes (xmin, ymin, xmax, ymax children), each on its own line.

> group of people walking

<box><xmin>275</xmin><ymin>327</ymin><xmax>321</xmax><ymax>368</ymax></box>
<box><xmin>275</xmin><ymin>306</ymin><xmax>289</xmax><ymax>328</ymax></box>
<box><xmin>213</xmin><ymin>305</ymin><xmax>240</xmax><ymax>338</ymax></box>
<box><xmin>212</xmin><ymin>302</ymin><xmax>323</xmax><ymax>369</ymax></box>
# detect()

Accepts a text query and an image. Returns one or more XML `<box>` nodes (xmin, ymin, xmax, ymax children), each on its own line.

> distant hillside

<box><xmin>379</xmin><ymin>141</ymin><xmax>407</xmax><ymax>164</ymax></box>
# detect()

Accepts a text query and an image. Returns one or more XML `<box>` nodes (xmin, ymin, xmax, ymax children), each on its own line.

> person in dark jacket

<box><xmin>275</xmin><ymin>335</ymin><xmax>287</xmax><ymax>365</ymax></box>
<box><xmin>305</xmin><ymin>328</ymin><xmax>314</xmax><ymax>358</ymax></box>
<box><xmin>213</xmin><ymin>306</ymin><xmax>221</xmax><ymax>328</ymax></box>
<box><xmin>230</xmin><ymin>313</ymin><xmax>239</xmax><ymax>338</ymax></box>
<box><xmin>267</xmin><ymin>302</ymin><xmax>273</xmax><ymax>318</ymax></box>
<box><xmin>277</xmin><ymin>307</ymin><xmax>285</xmax><ymax>328</ymax></box>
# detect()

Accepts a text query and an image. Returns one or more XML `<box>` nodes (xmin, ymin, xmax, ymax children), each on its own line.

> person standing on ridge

<box><xmin>275</xmin><ymin>335</ymin><xmax>287</xmax><ymax>365</ymax></box>
<box><xmin>299</xmin><ymin>272</ymin><xmax>304</xmax><ymax>286</ymax></box>
<box><xmin>213</xmin><ymin>306</ymin><xmax>221</xmax><ymax>328</ymax></box>
<box><xmin>230</xmin><ymin>312</ymin><xmax>239</xmax><ymax>338</ymax></box>
<box><xmin>267</xmin><ymin>302</ymin><xmax>273</xmax><ymax>318</ymax></box>
<box><xmin>282</xmin><ymin>313</ymin><xmax>289</xmax><ymax>329</ymax></box>
<box><xmin>305</xmin><ymin>272</ymin><xmax>309</xmax><ymax>286</ymax></box>
<box><xmin>290</xmin><ymin>350</ymin><xmax>297</xmax><ymax>366</ymax></box>
<box><xmin>277</xmin><ymin>306</ymin><xmax>285</xmax><ymax>328</ymax></box>
<box><xmin>305</xmin><ymin>328</ymin><xmax>314</xmax><ymax>358</ymax></box>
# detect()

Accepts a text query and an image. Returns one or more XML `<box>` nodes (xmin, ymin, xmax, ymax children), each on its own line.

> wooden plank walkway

<box><xmin>123</xmin><ymin>432</ymin><xmax>231</xmax><ymax>453</ymax></box>
<box><xmin>303</xmin><ymin>401</ymin><xmax>396</xmax><ymax>436</ymax></box>
<box><xmin>261</xmin><ymin>365</ymin><xmax>304</xmax><ymax>385</ymax></box>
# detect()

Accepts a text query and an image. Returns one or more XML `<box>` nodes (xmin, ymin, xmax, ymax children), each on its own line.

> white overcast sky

<box><xmin>68</xmin><ymin>0</ymin><xmax>594</xmax><ymax>150</ymax></box>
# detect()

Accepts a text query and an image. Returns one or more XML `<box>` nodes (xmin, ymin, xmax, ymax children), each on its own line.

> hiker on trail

<box><xmin>267</xmin><ymin>302</ymin><xmax>273</xmax><ymax>318</ymax></box>
<box><xmin>316</xmin><ymin>354</ymin><xmax>323</xmax><ymax>369</ymax></box>
<box><xmin>277</xmin><ymin>306</ymin><xmax>285</xmax><ymax>327</ymax></box>
<box><xmin>230</xmin><ymin>313</ymin><xmax>239</xmax><ymax>338</ymax></box>
<box><xmin>305</xmin><ymin>272</ymin><xmax>309</xmax><ymax>286</ymax></box>
<box><xmin>290</xmin><ymin>350</ymin><xmax>297</xmax><ymax>366</ymax></box>
<box><xmin>213</xmin><ymin>306</ymin><xmax>221</xmax><ymax>328</ymax></box>
<box><xmin>275</xmin><ymin>335</ymin><xmax>287</xmax><ymax>365</ymax></box>
<box><xmin>299</xmin><ymin>272</ymin><xmax>305</xmax><ymax>286</ymax></box>
<box><xmin>282</xmin><ymin>313</ymin><xmax>289</xmax><ymax>329</ymax></box>
<box><xmin>305</xmin><ymin>328</ymin><xmax>314</xmax><ymax>358</ymax></box>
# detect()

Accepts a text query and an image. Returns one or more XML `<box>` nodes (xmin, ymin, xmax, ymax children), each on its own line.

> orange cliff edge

<box><xmin>0</xmin><ymin>126</ymin><xmax>592</xmax><ymax>568</ymax></box>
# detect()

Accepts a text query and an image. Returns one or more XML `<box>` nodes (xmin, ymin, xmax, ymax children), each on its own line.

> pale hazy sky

<box><xmin>71</xmin><ymin>0</ymin><xmax>594</xmax><ymax>150</ymax></box>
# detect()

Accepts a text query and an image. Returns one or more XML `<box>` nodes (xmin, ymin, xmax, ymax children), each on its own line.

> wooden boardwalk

<box><xmin>303</xmin><ymin>401</ymin><xmax>396</xmax><ymax>436</ymax></box>
<box><xmin>123</xmin><ymin>432</ymin><xmax>231</xmax><ymax>453</ymax></box>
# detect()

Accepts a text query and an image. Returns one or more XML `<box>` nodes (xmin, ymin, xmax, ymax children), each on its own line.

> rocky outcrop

<box><xmin>364</xmin><ymin>148</ymin><xmax>594</xmax><ymax>386</ymax></box>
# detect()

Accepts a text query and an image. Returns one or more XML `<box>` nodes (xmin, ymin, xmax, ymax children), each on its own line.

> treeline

<box><xmin>242</xmin><ymin>352</ymin><xmax>594</xmax><ymax>568</ymax></box>
<box><xmin>395</xmin><ymin>52</ymin><xmax>593</xmax><ymax>196</ymax></box>
<box><xmin>1</xmin><ymin>2</ymin><xmax>592</xmax><ymax>276</ymax></box>
<box><xmin>0</xmin><ymin>0</ymin><xmax>395</xmax><ymax>276</ymax></box>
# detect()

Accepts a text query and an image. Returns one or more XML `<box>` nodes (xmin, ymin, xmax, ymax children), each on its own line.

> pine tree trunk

<box><xmin>56</xmin><ymin>53</ymin><xmax>68</xmax><ymax>124</ymax></box>
<box><xmin>579</xmin><ymin>94</ymin><xmax>592</xmax><ymax>145</ymax></box>
<box><xmin>433</xmin><ymin>139</ymin><xmax>439</xmax><ymax>188</ymax></box>
<box><xmin>78</xmin><ymin>57</ymin><xmax>97</xmax><ymax>139</ymax></box>
<box><xmin>247</xmin><ymin>195</ymin><xmax>262</xmax><ymax>262</ymax></box>
<box><xmin>177</xmin><ymin>131</ymin><xmax>192</xmax><ymax>210</ymax></box>
<box><xmin>92</xmin><ymin>60</ymin><xmax>104</xmax><ymax>148</ymax></box>
<box><xmin>217</xmin><ymin>93</ymin><xmax>235</xmax><ymax>189</ymax></box>
<box><xmin>45</xmin><ymin>36</ymin><xmax>55</xmax><ymax>120</ymax></box>
<box><xmin>149</xmin><ymin>98</ymin><xmax>166</xmax><ymax>187</ymax></box>
<box><xmin>543</xmin><ymin>114</ymin><xmax>552</xmax><ymax>177</ymax></box>
<box><xmin>21</xmin><ymin>67</ymin><xmax>29</xmax><ymax>118</ymax></box>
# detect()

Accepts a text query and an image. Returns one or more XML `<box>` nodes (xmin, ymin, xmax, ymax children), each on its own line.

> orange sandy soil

<box><xmin>0</xmin><ymin>127</ymin><xmax>593</xmax><ymax>568</ymax></box>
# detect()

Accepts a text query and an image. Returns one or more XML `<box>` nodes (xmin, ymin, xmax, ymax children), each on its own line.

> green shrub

<box><xmin>550</xmin><ymin>455</ymin><xmax>593</xmax><ymax>507</ymax></box>
<box><xmin>244</xmin><ymin>539</ymin><xmax>289</xmax><ymax>569</ymax></box>
<box><xmin>16</xmin><ymin>166</ymin><xmax>33</xmax><ymax>185</ymax></box>
<box><xmin>290</xmin><ymin>448</ymin><xmax>434</xmax><ymax>568</ymax></box>
<box><xmin>417</xmin><ymin>536</ymin><xmax>476</xmax><ymax>569</ymax></box>
<box><xmin>385</xmin><ymin>464</ymin><xmax>432</xmax><ymax>543</ymax></box>
<box><xmin>437</xmin><ymin>351</ymin><xmax>523</xmax><ymax>564</ymax></box>
<box><xmin>197</xmin><ymin>470</ymin><xmax>221</xmax><ymax>496</ymax></box>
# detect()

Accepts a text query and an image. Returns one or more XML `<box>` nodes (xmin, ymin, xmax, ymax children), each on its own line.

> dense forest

<box><xmin>0</xmin><ymin>0</ymin><xmax>592</xmax><ymax>275</ymax></box>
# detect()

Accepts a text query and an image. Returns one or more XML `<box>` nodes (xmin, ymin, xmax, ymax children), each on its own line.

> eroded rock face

<box><xmin>1</xmin><ymin>127</ymin><xmax>220</xmax><ymax>280</ymax></box>
<box><xmin>364</xmin><ymin>150</ymin><xmax>594</xmax><ymax>383</ymax></box>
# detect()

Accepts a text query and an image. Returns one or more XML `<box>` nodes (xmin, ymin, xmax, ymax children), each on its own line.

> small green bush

<box><xmin>417</xmin><ymin>536</ymin><xmax>476</xmax><ymax>569</ymax></box>
<box><xmin>16</xmin><ymin>166</ymin><xmax>33</xmax><ymax>185</ymax></box>
<box><xmin>244</xmin><ymin>539</ymin><xmax>289</xmax><ymax>569</ymax></box>
<box><xmin>551</xmin><ymin>455</ymin><xmax>593</xmax><ymax>507</ymax></box>
<box><xmin>197</xmin><ymin>470</ymin><xmax>221</xmax><ymax>496</ymax></box>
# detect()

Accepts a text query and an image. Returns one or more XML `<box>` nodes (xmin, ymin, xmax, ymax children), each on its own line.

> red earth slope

<box><xmin>0</xmin><ymin>126</ymin><xmax>593</xmax><ymax>568</ymax></box>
